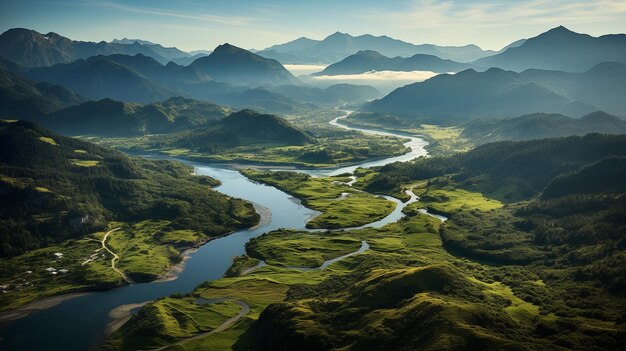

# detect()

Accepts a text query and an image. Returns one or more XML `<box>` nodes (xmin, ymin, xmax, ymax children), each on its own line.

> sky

<box><xmin>1</xmin><ymin>0</ymin><xmax>625</xmax><ymax>52</ymax></box>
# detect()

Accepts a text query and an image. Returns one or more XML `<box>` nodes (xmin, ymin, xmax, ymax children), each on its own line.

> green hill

<box><xmin>0</xmin><ymin>120</ymin><xmax>258</xmax><ymax>257</ymax></box>
<box><xmin>169</xmin><ymin>109</ymin><xmax>315</xmax><ymax>152</ymax></box>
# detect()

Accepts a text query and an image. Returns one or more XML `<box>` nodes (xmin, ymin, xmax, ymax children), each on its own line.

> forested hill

<box><xmin>368</xmin><ymin>133</ymin><xmax>626</xmax><ymax>202</ymax></box>
<box><xmin>164</xmin><ymin>109</ymin><xmax>315</xmax><ymax>153</ymax></box>
<box><xmin>359</xmin><ymin>133</ymin><xmax>626</xmax><ymax>276</ymax></box>
<box><xmin>0</xmin><ymin>120</ymin><xmax>258</xmax><ymax>257</ymax></box>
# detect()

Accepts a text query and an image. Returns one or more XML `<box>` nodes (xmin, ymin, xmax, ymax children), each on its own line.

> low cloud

<box><xmin>310</xmin><ymin>70</ymin><xmax>440</xmax><ymax>82</ymax></box>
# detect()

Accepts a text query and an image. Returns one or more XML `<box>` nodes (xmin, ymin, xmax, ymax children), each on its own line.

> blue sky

<box><xmin>1</xmin><ymin>0</ymin><xmax>625</xmax><ymax>51</ymax></box>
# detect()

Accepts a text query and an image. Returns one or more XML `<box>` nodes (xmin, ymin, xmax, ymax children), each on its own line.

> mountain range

<box><xmin>364</xmin><ymin>62</ymin><xmax>626</xmax><ymax>121</ymax></box>
<box><xmin>8</xmin><ymin>47</ymin><xmax>377</xmax><ymax>113</ymax></box>
<box><xmin>256</xmin><ymin>32</ymin><xmax>501</xmax><ymax>64</ymax></box>
<box><xmin>313</xmin><ymin>50</ymin><xmax>473</xmax><ymax>75</ymax></box>
<box><xmin>0</xmin><ymin>28</ymin><xmax>194</xmax><ymax>67</ymax></box>
<box><xmin>474</xmin><ymin>26</ymin><xmax>626</xmax><ymax>72</ymax></box>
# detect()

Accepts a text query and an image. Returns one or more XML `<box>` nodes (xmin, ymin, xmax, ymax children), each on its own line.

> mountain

<box><xmin>0</xmin><ymin>120</ymin><xmax>257</xmax><ymax>257</ymax></box>
<box><xmin>188</xmin><ymin>44</ymin><xmax>299</xmax><ymax>86</ymax></box>
<box><xmin>0</xmin><ymin>28</ymin><xmax>195</xmax><ymax>67</ymax></box>
<box><xmin>43</xmin><ymin>97</ymin><xmax>229</xmax><ymax>137</ymax></box>
<box><xmin>171</xmin><ymin>109</ymin><xmax>314</xmax><ymax>152</ymax></box>
<box><xmin>365</xmin><ymin>62</ymin><xmax>626</xmax><ymax>121</ymax></box>
<box><xmin>25</xmin><ymin>55</ymin><xmax>179</xmax><ymax>103</ymax></box>
<box><xmin>257</xmin><ymin>32</ymin><xmax>496</xmax><ymax>64</ymax></box>
<box><xmin>462</xmin><ymin>111</ymin><xmax>626</xmax><ymax>144</ymax></box>
<box><xmin>263</xmin><ymin>36</ymin><xmax>319</xmax><ymax>53</ymax></box>
<box><xmin>313</xmin><ymin>50</ymin><xmax>473</xmax><ymax>75</ymax></box>
<box><xmin>474</xmin><ymin>26</ymin><xmax>626</xmax><ymax>72</ymax></box>
<box><xmin>0</xmin><ymin>68</ymin><xmax>85</xmax><ymax>119</ymax></box>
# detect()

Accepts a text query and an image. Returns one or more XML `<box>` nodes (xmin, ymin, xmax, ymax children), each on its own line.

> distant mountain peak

<box><xmin>541</xmin><ymin>25</ymin><xmax>577</xmax><ymax>36</ymax></box>
<box><xmin>213</xmin><ymin>43</ymin><xmax>245</xmax><ymax>53</ymax></box>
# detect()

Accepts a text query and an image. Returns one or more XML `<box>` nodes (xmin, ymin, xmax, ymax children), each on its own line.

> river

<box><xmin>0</xmin><ymin>110</ymin><xmax>430</xmax><ymax>351</ymax></box>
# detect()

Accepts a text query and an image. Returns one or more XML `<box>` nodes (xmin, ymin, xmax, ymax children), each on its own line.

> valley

<box><xmin>0</xmin><ymin>8</ymin><xmax>625</xmax><ymax>351</ymax></box>
<box><xmin>0</xmin><ymin>114</ymin><xmax>434</xmax><ymax>350</ymax></box>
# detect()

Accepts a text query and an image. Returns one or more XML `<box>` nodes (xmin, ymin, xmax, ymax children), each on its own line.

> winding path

<box><xmin>101</xmin><ymin>228</ymin><xmax>133</xmax><ymax>284</ymax></box>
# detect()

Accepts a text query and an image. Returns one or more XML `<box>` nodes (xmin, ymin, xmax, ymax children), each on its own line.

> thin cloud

<box><xmin>365</xmin><ymin>0</ymin><xmax>626</xmax><ymax>29</ymax></box>
<box><xmin>84</xmin><ymin>0</ymin><xmax>256</xmax><ymax>26</ymax></box>
<box><xmin>311</xmin><ymin>70</ymin><xmax>439</xmax><ymax>81</ymax></box>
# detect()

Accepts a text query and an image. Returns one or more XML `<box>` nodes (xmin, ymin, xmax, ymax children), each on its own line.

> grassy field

<box><xmin>241</xmin><ymin>169</ymin><xmax>396</xmax><ymax>228</ymax></box>
<box><xmin>408</xmin><ymin>180</ymin><xmax>503</xmax><ymax>215</ymax></box>
<box><xmin>246</xmin><ymin>230</ymin><xmax>363</xmax><ymax>268</ymax></box>
<box><xmin>107</xmin><ymin>297</ymin><xmax>243</xmax><ymax>351</ymax></box>
<box><xmin>69</xmin><ymin>159</ymin><xmax>100</xmax><ymax>167</ymax></box>
<box><xmin>38</xmin><ymin>136</ymin><xmax>58</xmax><ymax>146</ymax></box>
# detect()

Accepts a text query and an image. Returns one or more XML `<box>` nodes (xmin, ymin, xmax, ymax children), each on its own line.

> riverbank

<box><xmin>0</xmin><ymin>292</ymin><xmax>89</xmax><ymax>327</ymax></box>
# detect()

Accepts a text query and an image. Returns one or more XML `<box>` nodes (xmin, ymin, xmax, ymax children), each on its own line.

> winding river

<box><xmin>0</xmin><ymin>111</ymin><xmax>431</xmax><ymax>351</ymax></box>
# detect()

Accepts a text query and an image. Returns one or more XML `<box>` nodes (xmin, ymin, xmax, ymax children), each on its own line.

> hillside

<box><xmin>0</xmin><ymin>120</ymin><xmax>258</xmax><ymax>257</ymax></box>
<box><xmin>474</xmin><ymin>26</ymin><xmax>626</xmax><ymax>72</ymax></box>
<box><xmin>462</xmin><ymin>111</ymin><xmax>626</xmax><ymax>144</ymax></box>
<box><xmin>313</xmin><ymin>50</ymin><xmax>472</xmax><ymax>76</ymax></box>
<box><xmin>189</xmin><ymin>44</ymin><xmax>300</xmax><ymax>86</ymax></box>
<box><xmin>0</xmin><ymin>68</ymin><xmax>85</xmax><ymax>119</ymax></box>
<box><xmin>43</xmin><ymin>97</ymin><xmax>230</xmax><ymax>136</ymax></box>
<box><xmin>364</xmin><ymin>63</ymin><xmax>626</xmax><ymax>121</ymax></box>
<box><xmin>541</xmin><ymin>157</ymin><xmax>626</xmax><ymax>199</ymax></box>
<box><xmin>0</xmin><ymin>28</ymin><xmax>192</xmax><ymax>67</ymax></box>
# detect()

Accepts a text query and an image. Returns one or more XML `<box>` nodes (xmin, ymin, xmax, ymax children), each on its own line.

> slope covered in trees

<box><xmin>0</xmin><ymin>120</ymin><xmax>258</xmax><ymax>257</ymax></box>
